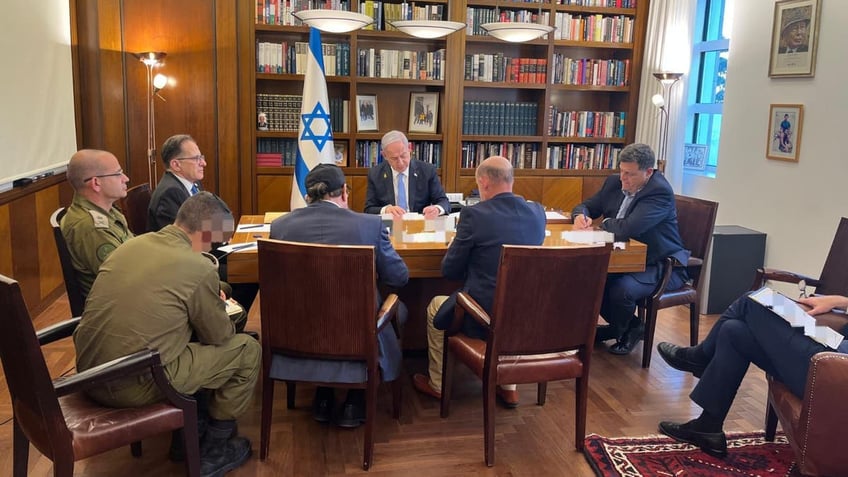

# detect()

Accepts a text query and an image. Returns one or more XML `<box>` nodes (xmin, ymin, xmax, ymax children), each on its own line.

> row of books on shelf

<box><xmin>466</xmin><ymin>8</ymin><xmax>551</xmax><ymax>37</ymax></box>
<box><xmin>256</xmin><ymin>1</ymin><xmax>448</xmax><ymax>30</ymax></box>
<box><xmin>547</xmin><ymin>109</ymin><xmax>626</xmax><ymax>139</ymax></box>
<box><xmin>464</xmin><ymin>54</ymin><xmax>548</xmax><ymax>84</ymax></box>
<box><xmin>550</xmin><ymin>56</ymin><xmax>630</xmax><ymax>86</ymax></box>
<box><xmin>257</xmin><ymin>95</ymin><xmax>348</xmax><ymax>132</ymax></box>
<box><xmin>257</xmin><ymin>139</ymin><xmax>300</xmax><ymax>166</ymax></box>
<box><xmin>462</xmin><ymin>101</ymin><xmax>539</xmax><ymax>137</ymax></box>
<box><xmin>357</xmin><ymin>48</ymin><xmax>446</xmax><ymax>80</ymax></box>
<box><xmin>461</xmin><ymin>142</ymin><xmax>541</xmax><ymax>170</ymax></box>
<box><xmin>554</xmin><ymin>13</ymin><xmax>634</xmax><ymax>43</ymax></box>
<box><xmin>354</xmin><ymin>140</ymin><xmax>441</xmax><ymax>167</ymax></box>
<box><xmin>257</xmin><ymin>41</ymin><xmax>351</xmax><ymax>76</ymax></box>
<box><xmin>256</xmin><ymin>1</ymin><xmax>350</xmax><ymax>26</ymax></box>
<box><xmin>545</xmin><ymin>143</ymin><xmax>621</xmax><ymax>170</ymax></box>
<box><xmin>556</xmin><ymin>0</ymin><xmax>637</xmax><ymax>7</ymax></box>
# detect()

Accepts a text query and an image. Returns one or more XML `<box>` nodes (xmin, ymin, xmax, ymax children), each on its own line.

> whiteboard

<box><xmin>0</xmin><ymin>0</ymin><xmax>77</xmax><ymax>192</ymax></box>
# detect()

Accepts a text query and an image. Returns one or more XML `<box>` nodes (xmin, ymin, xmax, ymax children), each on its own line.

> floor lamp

<box><xmin>134</xmin><ymin>52</ymin><xmax>168</xmax><ymax>189</ymax></box>
<box><xmin>651</xmin><ymin>72</ymin><xmax>683</xmax><ymax>173</ymax></box>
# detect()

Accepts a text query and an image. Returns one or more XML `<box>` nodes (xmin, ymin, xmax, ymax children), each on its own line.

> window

<box><xmin>686</xmin><ymin>0</ymin><xmax>730</xmax><ymax>176</ymax></box>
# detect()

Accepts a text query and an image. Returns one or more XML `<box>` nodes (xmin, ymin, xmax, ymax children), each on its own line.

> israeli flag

<box><xmin>291</xmin><ymin>27</ymin><xmax>335</xmax><ymax>210</ymax></box>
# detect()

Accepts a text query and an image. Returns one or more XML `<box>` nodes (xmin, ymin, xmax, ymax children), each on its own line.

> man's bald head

<box><xmin>67</xmin><ymin>150</ymin><xmax>117</xmax><ymax>190</ymax></box>
<box><xmin>475</xmin><ymin>156</ymin><xmax>514</xmax><ymax>200</ymax></box>
<box><xmin>66</xmin><ymin>149</ymin><xmax>129</xmax><ymax>209</ymax></box>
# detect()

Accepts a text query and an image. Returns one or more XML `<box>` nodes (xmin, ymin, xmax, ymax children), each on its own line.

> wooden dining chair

<box><xmin>257</xmin><ymin>239</ymin><xmax>402</xmax><ymax>470</ymax></box>
<box><xmin>440</xmin><ymin>244</ymin><xmax>611</xmax><ymax>466</ymax></box>
<box><xmin>0</xmin><ymin>274</ymin><xmax>200</xmax><ymax>477</ymax></box>
<box><xmin>638</xmin><ymin>195</ymin><xmax>719</xmax><ymax>368</ymax></box>
<box><xmin>49</xmin><ymin>207</ymin><xmax>86</xmax><ymax>317</ymax></box>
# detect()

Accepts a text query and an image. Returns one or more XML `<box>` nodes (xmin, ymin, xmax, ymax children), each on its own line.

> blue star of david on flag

<box><xmin>300</xmin><ymin>103</ymin><xmax>332</xmax><ymax>152</ymax></box>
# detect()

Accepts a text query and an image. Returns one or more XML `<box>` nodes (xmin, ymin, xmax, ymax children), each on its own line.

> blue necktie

<box><xmin>397</xmin><ymin>173</ymin><xmax>408</xmax><ymax>211</ymax></box>
<box><xmin>616</xmin><ymin>193</ymin><xmax>634</xmax><ymax>219</ymax></box>
<box><xmin>190</xmin><ymin>184</ymin><xmax>199</xmax><ymax>196</ymax></box>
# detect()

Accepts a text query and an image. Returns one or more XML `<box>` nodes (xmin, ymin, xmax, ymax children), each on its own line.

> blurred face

<box><xmin>87</xmin><ymin>154</ymin><xmax>129</xmax><ymax>201</ymax></box>
<box><xmin>619</xmin><ymin>162</ymin><xmax>652</xmax><ymax>194</ymax></box>
<box><xmin>382</xmin><ymin>140</ymin><xmax>410</xmax><ymax>174</ymax></box>
<box><xmin>197</xmin><ymin>214</ymin><xmax>235</xmax><ymax>252</ymax></box>
<box><xmin>784</xmin><ymin>21</ymin><xmax>808</xmax><ymax>49</ymax></box>
<box><xmin>170</xmin><ymin>140</ymin><xmax>206</xmax><ymax>183</ymax></box>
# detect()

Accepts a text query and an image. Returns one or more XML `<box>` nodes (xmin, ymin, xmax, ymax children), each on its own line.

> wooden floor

<box><xmin>0</xmin><ymin>296</ymin><xmax>770</xmax><ymax>476</ymax></box>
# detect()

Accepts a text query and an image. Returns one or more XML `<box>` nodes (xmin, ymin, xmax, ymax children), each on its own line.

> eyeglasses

<box><xmin>174</xmin><ymin>154</ymin><xmax>206</xmax><ymax>163</ymax></box>
<box><xmin>83</xmin><ymin>170</ymin><xmax>125</xmax><ymax>182</ymax></box>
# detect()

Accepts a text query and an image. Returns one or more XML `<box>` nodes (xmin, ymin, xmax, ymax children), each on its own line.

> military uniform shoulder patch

<box><xmin>96</xmin><ymin>243</ymin><xmax>116</xmax><ymax>261</ymax></box>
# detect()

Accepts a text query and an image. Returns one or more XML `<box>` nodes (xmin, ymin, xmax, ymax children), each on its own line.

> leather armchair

<box><xmin>765</xmin><ymin>352</ymin><xmax>848</xmax><ymax>476</ymax></box>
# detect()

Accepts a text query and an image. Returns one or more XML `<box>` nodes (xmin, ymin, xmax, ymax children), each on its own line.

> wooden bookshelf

<box><xmin>238</xmin><ymin>0</ymin><xmax>649</xmax><ymax>213</ymax></box>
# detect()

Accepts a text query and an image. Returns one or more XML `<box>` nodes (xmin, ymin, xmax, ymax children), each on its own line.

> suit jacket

<box><xmin>436</xmin><ymin>192</ymin><xmax>546</xmax><ymax>338</ymax></box>
<box><xmin>572</xmin><ymin>172</ymin><xmax>689</xmax><ymax>269</ymax></box>
<box><xmin>364</xmin><ymin>160</ymin><xmax>450</xmax><ymax>215</ymax></box>
<box><xmin>148</xmin><ymin>171</ymin><xmax>196</xmax><ymax>232</ymax></box>
<box><xmin>268</xmin><ymin>201</ymin><xmax>409</xmax><ymax>382</ymax></box>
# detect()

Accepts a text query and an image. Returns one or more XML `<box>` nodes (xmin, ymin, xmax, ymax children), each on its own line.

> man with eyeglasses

<box><xmin>571</xmin><ymin>143</ymin><xmax>689</xmax><ymax>355</ymax></box>
<box><xmin>61</xmin><ymin>149</ymin><xmax>131</xmax><ymax>298</ymax></box>
<box><xmin>148</xmin><ymin>134</ymin><xmax>209</xmax><ymax>232</ymax></box>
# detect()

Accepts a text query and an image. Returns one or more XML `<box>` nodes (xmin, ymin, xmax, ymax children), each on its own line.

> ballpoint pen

<box><xmin>239</xmin><ymin>224</ymin><xmax>264</xmax><ymax>230</ymax></box>
<box><xmin>231</xmin><ymin>243</ymin><xmax>257</xmax><ymax>251</ymax></box>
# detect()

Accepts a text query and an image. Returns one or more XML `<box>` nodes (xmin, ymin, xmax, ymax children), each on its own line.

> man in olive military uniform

<box><xmin>74</xmin><ymin>192</ymin><xmax>260</xmax><ymax>476</ymax></box>
<box><xmin>61</xmin><ymin>149</ymin><xmax>131</xmax><ymax>298</ymax></box>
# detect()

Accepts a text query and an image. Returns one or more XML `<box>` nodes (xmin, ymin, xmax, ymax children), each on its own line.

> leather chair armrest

<box><xmin>452</xmin><ymin>292</ymin><xmax>491</xmax><ymax>335</ymax></box>
<box><xmin>53</xmin><ymin>348</ymin><xmax>163</xmax><ymax>397</ymax></box>
<box><xmin>647</xmin><ymin>257</ymin><xmax>677</xmax><ymax>300</ymax></box>
<box><xmin>794</xmin><ymin>352</ymin><xmax>848</xmax><ymax>475</ymax></box>
<box><xmin>37</xmin><ymin>317</ymin><xmax>81</xmax><ymax>346</ymax></box>
<box><xmin>751</xmin><ymin>268</ymin><xmax>821</xmax><ymax>290</ymax></box>
<box><xmin>376</xmin><ymin>293</ymin><xmax>400</xmax><ymax>338</ymax></box>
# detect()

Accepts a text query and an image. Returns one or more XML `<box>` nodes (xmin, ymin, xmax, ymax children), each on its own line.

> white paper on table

<box><xmin>545</xmin><ymin>211</ymin><xmax>568</xmax><ymax>221</ymax></box>
<box><xmin>217</xmin><ymin>241</ymin><xmax>257</xmax><ymax>254</ymax></box>
<box><xmin>561</xmin><ymin>230</ymin><xmax>614</xmax><ymax>244</ymax></box>
<box><xmin>402</xmin><ymin>232</ymin><xmax>437</xmax><ymax>243</ymax></box>
<box><xmin>613</xmin><ymin>242</ymin><xmax>626</xmax><ymax>250</ymax></box>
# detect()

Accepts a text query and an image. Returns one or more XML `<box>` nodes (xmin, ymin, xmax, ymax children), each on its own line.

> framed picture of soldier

<box><xmin>766</xmin><ymin>104</ymin><xmax>803</xmax><ymax>162</ymax></box>
<box><xmin>768</xmin><ymin>0</ymin><xmax>822</xmax><ymax>77</ymax></box>
<box><xmin>408</xmin><ymin>92</ymin><xmax>439</xmax><ymax>134</ymax></box>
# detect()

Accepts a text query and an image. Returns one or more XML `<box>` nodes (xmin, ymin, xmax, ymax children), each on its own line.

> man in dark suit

<box><xmin>364</xmin><ymin>130</ymin><xmax>450</xmax><ymax>219</ymax></box>
<box><xmin>148</xmin><ymin>134</ymin><xmax>206</xmax><ymax>232</ymax></box>
<box><xmin>270</xmin><ymin>164</ymin><xmax>409</xmax><ymax>428</ymax></box>
<box><xmin>655</xmin><ymin>293</ymin><xmax>848</xmax><ymax>457</ymax></box>
<box><xmin>571</xmin><ymin>143</ymin><xmax>689</xmax><ymax>355</ymax></box>
<box><xmin>412</xmin><ymin>156</ymin><xmax>546</xmax><ymax>408</ymax></box>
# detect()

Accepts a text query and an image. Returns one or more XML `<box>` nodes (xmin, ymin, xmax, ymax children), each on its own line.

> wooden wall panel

<box><xmin>542</xmin><ymin>177</ymin><xmax>582</xmax><ymax>212</ymax></box>
<box><xmin>0</xmin><ymin>205</ymin><xmax>12</xmax><ymax>278</ymax></box>
<box><xmin>582</xmin><ymin>176</ymin><xmax>608</xmax><ymax>201</ymax></box>
<box><xmin>257</xmin><ymin>176</ymin><xmax>293</xmax><ymax>213</ymax></box>
<box><xmin>349</xmin><ymin>176</ymin><xmax>368</xmax><ymax>213</ymax></box>
<box><xmin>215</xmin><ymin>0</ymin><xmax>241</xmax><ymax>217</ymax></box>
<box><xmin>35</xmin><ymin>188</ymin><xmax>64</xmax><ymax>300</ymax></box>
<box><xmin>9</xmin><ymin>192</ymin><xmax>39</xmax><ymax>310</ymax></box>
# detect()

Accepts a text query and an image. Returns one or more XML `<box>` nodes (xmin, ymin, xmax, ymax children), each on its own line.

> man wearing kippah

<box><xmin>269</xmin><ymin>164</ymin><xmax>409</xmax><ymax>428</ymax></box>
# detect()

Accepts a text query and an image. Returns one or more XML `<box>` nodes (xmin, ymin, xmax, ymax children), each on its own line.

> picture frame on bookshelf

<box><xmin>356</xmin><ymin>94</ymin><xmax>379</xmax><ymax>132</ymax></box>
<box><xmin>766</xmin><ymin>104</ymin><xmax>803</xmax><ymax>162</ymax></box>
<box><xmin>408</xmin><ymin>92</ymin><xmax>439</xmax><ymax>134</ymax></box>
<box><xmin>334</xmin><ymin>142</ymin><xmax>348</xmax><ymax>167</ymax></box>
<box><xmin>768</xmin><ymin>0</ymin><xmax>821</xmax><ymax>78</ymax></box>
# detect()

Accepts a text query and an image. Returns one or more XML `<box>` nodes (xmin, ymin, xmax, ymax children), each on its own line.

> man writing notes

<box><xmin>74</xmin><ymin>193</ymin><xmax>260</xmax><ymax>476</ymax></box>
<box><xmin>412</xmin><ymin>156</ymin><xmax>546</xmax><ymax>408</ymax></box>
<box><xmin>270</xmin><ymin>164</ymin><xmax>409</xmax><ymax>428</ymax></box>
<box><xmin>656</xmin><ymin>293</ymin><xmax>848</xmax><ymax>457</ymax></box>
<box><xmin>148</xmin><ymin>134</ymin><xmax>208</xmax><ymax>232</ymax></box>
<box><xmin>364</xmin><ymin>130</ymin><xmax>450</xmax><ymax>219</ymax></box>
<box><xmin>571</xmin><ymin>143</ymin><xmax>688</xmax><ymax>355</ymax></box>
<box><xmin>60</xmin><ymin>149</ymin><xmax>131</xmax><ymax>298</ymax></box>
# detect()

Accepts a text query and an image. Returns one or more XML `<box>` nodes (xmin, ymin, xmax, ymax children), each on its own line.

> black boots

<box><xmin>199</xmin><ymin>419</ymin><xmax>252</xmax><ymax>477</ymax></box>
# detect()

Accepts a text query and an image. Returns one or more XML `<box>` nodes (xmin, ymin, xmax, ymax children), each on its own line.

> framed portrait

<box><xmin>408</xmin><ymin>92</ymin><xmax>439</xmax><ymax>134</ymax></box>
<box><xmin>768</xmin><ymin>0</ymin><xmax>822</xmax><ymax>77</ymax></box>
<box><xmin>766</xmin><ymin>104</ymin><xmax>804</xmax><ymax>162</ymax></box>
<box><xmin>355</xmin><ymin>94</ymin><xmax>378</xmax><ymax>132</ymax></box>
<box><xmin>333</xmin><ymin>141</ymin><xmax>348</xmax><ymax>167</ymax></box>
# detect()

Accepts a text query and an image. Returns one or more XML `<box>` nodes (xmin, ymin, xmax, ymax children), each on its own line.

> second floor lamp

<box><xmin>651</xmin><ymin>72</ymin><xmax>683</xmax><ymax>173</ymax></box>
<box><xmin>134</xmin><ymin>52</ymin><xmax>168</xmax><ymax>188</ymax></box>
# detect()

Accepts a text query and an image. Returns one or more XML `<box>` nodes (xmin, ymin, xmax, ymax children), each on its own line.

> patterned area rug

<box><xmin>584</xmin><ymin>431</ymin><xmax>796</xmax><ymax>476</ymax></box>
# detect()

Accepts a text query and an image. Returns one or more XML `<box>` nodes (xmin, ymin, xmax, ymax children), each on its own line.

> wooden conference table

<box><xmin>229</xmin><ymin>215</ymin><xmax>647</xmax><ymax>349</ymax></box>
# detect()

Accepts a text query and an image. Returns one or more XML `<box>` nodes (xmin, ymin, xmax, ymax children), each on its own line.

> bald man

<box><xmin>412</xmin><ymin>156</ymin><xmax>546</xmax><ymax>408</ymax></box>
<box><xmin>61</xmin><ymin>149</ymin><xmax>131</xmax><ymax>297</ymax></box>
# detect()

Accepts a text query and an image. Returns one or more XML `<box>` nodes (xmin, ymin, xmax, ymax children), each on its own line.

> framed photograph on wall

<box><xmin>355</xmin><ymin>94</ymin><xmax>378</xmax><ymax>132</ymax></box>
<box><xmin>768</xmin><ymin>0</ymin><xmax>822</xmax><ymax>77</ymax></box>
<box><xmin>683</xmin><ymin>144</ymin><xmax>708</xmax><ymax>171</ymax></box>
<box><xmin>408</xmin><ymin>92</ymin><xmax>439</xmax><ymax>134</ymax></box>
<box><xmin>333</xmin><ymin>142</ymin><xmax>348</xmax><ymax>167</ymax></box>
<box><xmin>767</xmin><ymin>104</ymin><xmax>804</xmax><ymax>162</ymax></box>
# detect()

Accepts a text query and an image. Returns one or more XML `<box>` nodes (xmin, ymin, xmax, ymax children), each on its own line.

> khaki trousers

<box><xmin>89</xmin><ymin>333</ymin><xmax>261</xmax><ymax>421</ymax></box>
<box><xmin>426</xmin><ymin>295</ymin><xmax>514</xmax><ymax>393</ymax></box>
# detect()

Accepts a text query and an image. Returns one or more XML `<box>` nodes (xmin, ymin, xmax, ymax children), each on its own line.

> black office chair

<box><xmin>50</xmin><ymin>207</ymin><xmax>86</xmax><ymax>317</ymax></box>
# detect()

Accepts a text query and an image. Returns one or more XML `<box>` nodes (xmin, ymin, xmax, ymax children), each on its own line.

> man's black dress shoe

<box><xmin>595</xmin><ymin>325</ymin><xmax>618</xmax><ymax>343</ymax></box>
<box><xmin>336</xmin><ymin>403</ymin><xmax>366</xmax><ymax>428</ymax></box>
<box><xmin>658</xmin><ymin>420</ymin><xmax>727</xmax><ymax>457</ymax></box>
<box><xmin>609</xmin><ymin>321</ymin><xmax>644</xmax><ymax>355</ymax></box>
<box><xmin>312</xmin><ymin>396</ymin><xmax>333</xmax><ymax>423</ymax></box>
<box><xmin>657</xmin><ymin>342</ymin><xmax>707</xmax><ymax>378</ymax></box>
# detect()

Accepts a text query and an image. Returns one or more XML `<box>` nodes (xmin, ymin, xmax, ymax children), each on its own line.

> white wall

<box><xmin>682</xmin><ymin>0</ymin><xmax>848</xmax><ymax>278</ymax></box>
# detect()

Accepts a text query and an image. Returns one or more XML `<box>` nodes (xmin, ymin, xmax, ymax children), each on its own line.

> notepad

<box><xmin>749</xmin><ymin>287</ymin><xmax>845</xmax><ymax>349</ymax></box>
